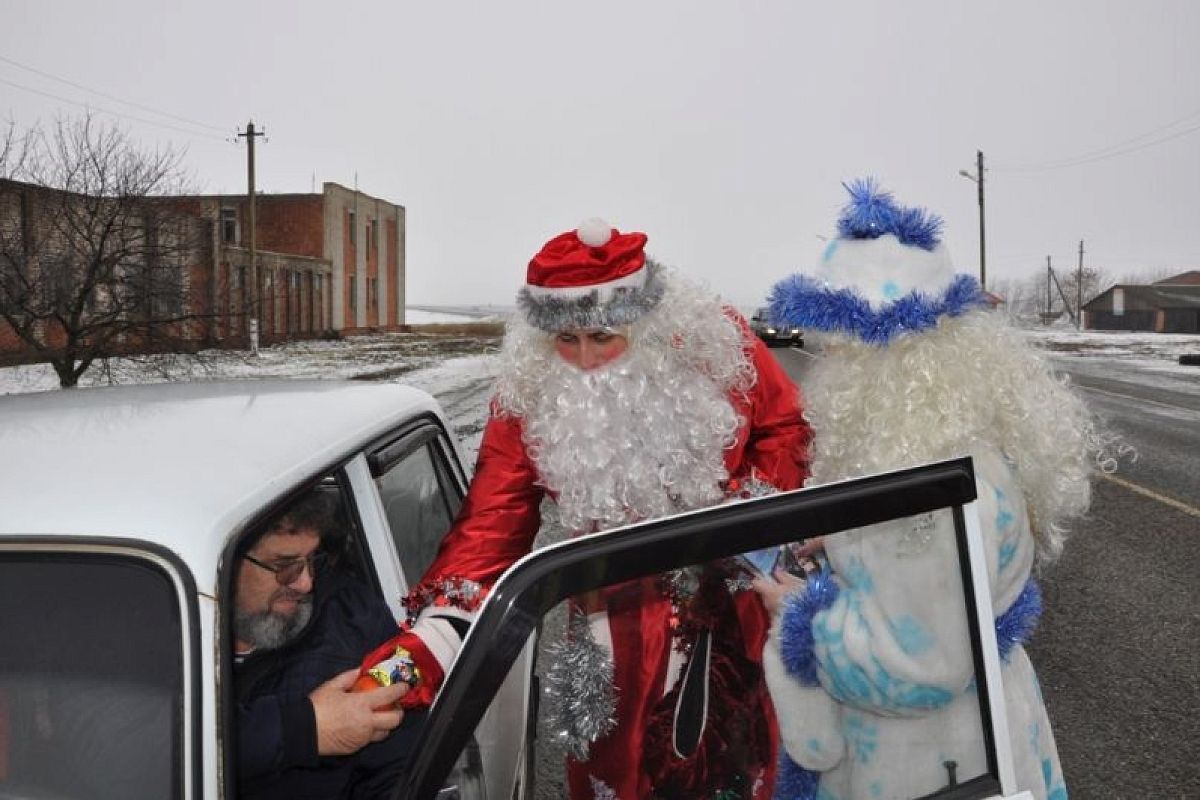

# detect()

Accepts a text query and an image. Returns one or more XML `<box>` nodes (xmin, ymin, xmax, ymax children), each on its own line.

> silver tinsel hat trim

<box><xmin>542</xmin><ymin>607</ymin><xmax>618</xmax><ymax>761</ymax></box>
<box><xmin>517</xmin><ymin>259</ymin><xmax>666</xmax><ymax>332</ymax></box>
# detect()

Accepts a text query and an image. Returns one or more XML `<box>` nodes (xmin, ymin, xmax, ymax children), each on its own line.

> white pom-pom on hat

<box><xmin>576</xmin><ymin>217</ymin><xmax>613</xmax><ymax>247</ymax></box>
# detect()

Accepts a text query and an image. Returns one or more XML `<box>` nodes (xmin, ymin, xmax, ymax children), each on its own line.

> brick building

<box><xmin>0</xmin><ymin>180</ymin><xmax>406</xmax><ymax>363</ymax></box>
<box><xmin>179</xmin><ymin>181</ymin><xmax>406</xmax><ymax>343</ymax></box>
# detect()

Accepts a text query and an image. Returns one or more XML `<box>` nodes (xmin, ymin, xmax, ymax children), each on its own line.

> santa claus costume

<box><xmin>363</xmin><ymin>219</ymin><xmax>812</xmax><ymax>799</ymax></box>
<box><xmin>762</xmin><ymin>180</ymin><xmax>1090</xmax><ymax>800</ymax></box>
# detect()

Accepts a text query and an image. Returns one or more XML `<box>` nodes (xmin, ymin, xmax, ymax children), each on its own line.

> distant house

<box><xmin>1082</xmin><ymin>271</ymin><xmax>1200</xmax><ymax>333</ymax></box>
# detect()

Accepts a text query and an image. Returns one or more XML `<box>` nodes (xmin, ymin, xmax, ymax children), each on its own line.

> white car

<box><xmin>0</xmin><ymin>380</ymin><xmax>1034</xmax><ymax>800</ymax></box>
<box><xmin>0</xmin><ymin>380</ymin><xmax>535</xmax><ymax>800</ymax></box>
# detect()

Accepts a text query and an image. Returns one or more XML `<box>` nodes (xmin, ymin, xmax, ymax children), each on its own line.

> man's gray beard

<box><xmin>235</xmin><ymin>597</ymin><xmax>314</xmax><ymax>652</ymax></box>
<box><xmin>520</xmin><ymin>344</ymin><xmax>741</xmax><ymax>535</ymax></box>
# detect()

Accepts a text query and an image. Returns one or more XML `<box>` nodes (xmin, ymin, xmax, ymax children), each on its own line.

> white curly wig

<box><xmin>494</xmin><ymin>264</ymin><xmax>756</xmax><ymax>534</ymax></box>
<box><xmin>804</xmin><ymin>310</ymin><xmax>1096</xmax><ymax>564</ymax></box>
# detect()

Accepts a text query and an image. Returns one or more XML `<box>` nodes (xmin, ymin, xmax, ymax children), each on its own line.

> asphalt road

<box><xmin>770</xmin><ymin>343</ymin><xmax>1200</xmax><ymax>798</ymax></box>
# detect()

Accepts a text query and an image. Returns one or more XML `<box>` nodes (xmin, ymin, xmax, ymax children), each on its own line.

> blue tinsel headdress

<box><xmin>769</xmin><ymin>179</ymin><xmax>986</xmax><ymax>345</ymax></box>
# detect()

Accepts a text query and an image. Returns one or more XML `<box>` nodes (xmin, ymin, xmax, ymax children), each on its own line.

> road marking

<box><xmin>1100</xmin><ymin>473</ymin><xmax>1200</xmax><ymax>518</ymax></box>
<box><xmin>1074</xmin><ymin>383</ymin><xmax>1191</xmax><ymax>413</ymax></box>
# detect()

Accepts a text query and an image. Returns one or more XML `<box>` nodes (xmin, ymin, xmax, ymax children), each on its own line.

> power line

<box><xmin>994</xmin><ymin>108</ymin><xmax>1200</xmax><ymax>173</ymax></box>
<box><xmin>0</xmin><ymin>76</ymin><xmax>230</xmax><ymax>143</ymax></box>
<box><xmin>0</xmin><ymin>53</ymin><xmax>228</xmax><ymax>135</ymax></box>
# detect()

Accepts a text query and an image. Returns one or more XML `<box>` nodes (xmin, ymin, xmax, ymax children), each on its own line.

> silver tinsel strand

<box><xmin>543</xmin><ymin>608</ymin><xmax>618</xmax><ymax>761</ymax></box>
<box><xmin>589</xmin><ymin>775</ymin><xmax>618</xmax><ymax>800</ymax></box>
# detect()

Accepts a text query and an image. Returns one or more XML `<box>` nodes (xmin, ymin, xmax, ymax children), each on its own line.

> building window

<box><xmin>349</xmin><ymin>275</ymin><xmax>357</xmax><ymax>311</ymax></box>
<box><xmin>348</xmin><ymin>211</ymin><xmax>356</xmax><ymax>247</ymax></box>
<box><xmin>220</xmin><ymin>208</ymin><xmax>237</xmax><ymax>244</ymax></box>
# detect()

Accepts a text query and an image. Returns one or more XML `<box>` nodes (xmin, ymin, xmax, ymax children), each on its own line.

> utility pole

<box><xmin>1076</xmin><ymin>239</ymin><xmax>1085</xmax><ymax>330</ymax></box>
<box><xmin>1047</xmin><ymin>258</ymin><xmax>1076</xmax><ymax>326</ymax></box>
<box><xmin>237</xmin><ymin>120</ymin><xmax>266</xmax><ymax>355</ymax></box>
<box><xmin>958</xmin><ymin>150</ymin><xmax>986</xmax><ymax>291</ymax></box>
<box><xmin>1046</xmin><ymin>255</ymin><xmax>1052</xmax><ymax>318</ymax></box>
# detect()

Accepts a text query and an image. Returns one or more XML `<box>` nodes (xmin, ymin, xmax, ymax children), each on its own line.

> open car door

<box><xmin>393</xmin><ymin>457</ymin><xmax>1037</xmax><ymax>800</ymax></box>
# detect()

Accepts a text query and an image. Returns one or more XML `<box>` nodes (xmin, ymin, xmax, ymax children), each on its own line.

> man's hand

<box><xmin>309</xmin><ymin>668</ymin><xmax>409</xmax><ymax>756</ymax></box>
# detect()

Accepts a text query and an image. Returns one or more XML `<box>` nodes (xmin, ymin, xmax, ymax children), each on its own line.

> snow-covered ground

<box><xmin>0</xmin><ymin>308</ymin><xmax>504</xmax><ymax>456</ymax></box>
<box><xmin>1025</xmin><ymin>326</ymin><xmax>1200</xmax><ymax>375</ymax></box>
<box><xmin>1024</xmin><ymin>326</ymin><xmax>1200</xmax><ymax>402</ymax></box>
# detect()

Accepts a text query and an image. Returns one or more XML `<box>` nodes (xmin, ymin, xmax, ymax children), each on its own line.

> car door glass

<box><xmin>530</xmin><ymin>509</ymin><xmax>988</xmax><ymax>800</ymax></box>
<box><xmin>400</xmin><ymin>459</ymin><xmax>1015</xmax><ymax>800</ymax></box>
<box><xmin>374</xmin><ymin>442</ymin><xmax>458</xmax><ymax>586</ymax></box>
<box><xmin>0</xmin><ymin>553</ymin><xmax>185</xmax><ymax>800</ymax></box>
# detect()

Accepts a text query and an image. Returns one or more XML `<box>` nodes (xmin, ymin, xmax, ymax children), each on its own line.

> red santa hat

<box><xmin>517</xmin><ymin>218</ymin><xmax>665</xmax><ymax>332</ymax></box>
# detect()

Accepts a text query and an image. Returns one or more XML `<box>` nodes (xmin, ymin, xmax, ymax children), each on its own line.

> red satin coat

<box><xmin>364</xmin><ymin>319</ymin><xmax>811</xmax><ymax>798</ymax></box>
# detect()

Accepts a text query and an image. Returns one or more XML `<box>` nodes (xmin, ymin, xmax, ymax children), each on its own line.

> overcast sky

<box><xmin>4</xmin><ymin>1</ymin><xmax>1199</xmax><ymax>307</ymax></box>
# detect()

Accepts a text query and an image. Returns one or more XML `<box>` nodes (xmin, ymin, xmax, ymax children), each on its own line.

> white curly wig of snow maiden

<box><xmin>494</xmin><ymin>264</ymin><xmax>756</xmax><ymax>535</ymax></box>
<box><xmin>804</xmin><ymin>311</ymin><xmax>1095</xmax><ymax>564</ymax></box>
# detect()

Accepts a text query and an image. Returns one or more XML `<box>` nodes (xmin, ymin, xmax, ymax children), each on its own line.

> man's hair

<box><xmin>250</xmin><ymin>489</ymin><xmax>339</xmax><ymax>549</ymax></box>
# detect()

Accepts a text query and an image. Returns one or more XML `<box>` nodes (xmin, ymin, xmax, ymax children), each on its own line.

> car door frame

<box><xmin>351</xmin><ymin>412</ymin><xmax>540</xmax><ymax>799</ymax></box>
<box><xmin>349</xmin><ymin>412</ymin><xmax>470</xmax><ymax>619</ymax></box>
<box><xmin>394</xmin><ymin>456</ymin><xmax>1029</xmax><ymax>800</ymax></box>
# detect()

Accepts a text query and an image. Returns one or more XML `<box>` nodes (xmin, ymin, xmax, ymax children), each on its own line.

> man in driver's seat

<box><xmin>234</xmin><ymin>490</ymin><xmax>421</xmax><ymax>799</ymax></box>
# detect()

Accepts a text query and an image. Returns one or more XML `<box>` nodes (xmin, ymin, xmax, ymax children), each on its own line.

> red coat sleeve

<box><xmin>729</xmin><ymin>311</ymin><xmax>813</xmax><ymax>492</ymax></box>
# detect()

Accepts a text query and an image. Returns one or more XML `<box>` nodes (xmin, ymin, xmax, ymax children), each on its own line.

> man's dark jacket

<box><xmin>235</xmin><ymin>569</ymin><xmax>424</xmax><ymax>799</ymax></box>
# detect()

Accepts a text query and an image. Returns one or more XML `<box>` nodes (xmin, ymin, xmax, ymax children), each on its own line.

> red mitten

<box><xmin>356</xmin><ymin>633</ymin><xmax>444</xmax><ymax>708</ymax></box>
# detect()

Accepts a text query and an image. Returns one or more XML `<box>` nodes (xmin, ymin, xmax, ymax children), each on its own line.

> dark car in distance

<box><xmin>749</xmin><ymin>306</ymin><xmax>803</xmax><ymax>348</ymax></box>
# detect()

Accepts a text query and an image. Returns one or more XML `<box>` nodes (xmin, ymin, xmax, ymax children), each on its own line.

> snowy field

<box><xmin>2</xmin><ymin>315</ymin><xmax>1196</xmax><ymax>461</ymax></box>
<box><xmin>1023</xmin><ymin>325</ymin><xmax>1200</xmax><ymax>402</ymax></box>
<box><xmin>0</xmin><ymin>309</ymin><xmax>505</xmax><ymax>456</ymax></box>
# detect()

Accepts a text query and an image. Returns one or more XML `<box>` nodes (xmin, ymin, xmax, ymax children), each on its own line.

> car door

<box><xmin>349</xmin><ymin>414</ymin><xmax>536</xmax><ymax>800</ymax></box>
<box><xmin>392</xmin><ymin>456</ymin><xmax>1035</xmax><ymax>800</ymax></box>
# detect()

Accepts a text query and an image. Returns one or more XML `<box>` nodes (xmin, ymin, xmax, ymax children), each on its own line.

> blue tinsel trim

<box><xmin>836</xmin><ymin>177</ymin><xmax>943</xmax><ymax>251</ymax></box>
<box><xmin>774</xmin><ymin>753</ymin><xmax>820</xmax><ymax>800</ymax></box>
<box><xmin>768</xmin><ymin>272</ymin><xmax>987</xmax><ymax>345</ymax></box>
<box><xmin>778</xmin><ymin>567</ymin><xmax>841</xmax><ymax>686</ymax></box>
<box><xmin>994</xmin><ymin>578</ymin><xmax>1042</xmax><ymax>662</ymax></box>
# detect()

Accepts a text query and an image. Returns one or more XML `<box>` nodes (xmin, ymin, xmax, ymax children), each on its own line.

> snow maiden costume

<box><xmin>762</xmin><ymin>181</ymin><xmax>1094</xmax><ymax>800</ymax></box>
<box><xmin>361</xmin><ymin>220</ymin><xmax>813</xmax><ymax>799</ymax></box>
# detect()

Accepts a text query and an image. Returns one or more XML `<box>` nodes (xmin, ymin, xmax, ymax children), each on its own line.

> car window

<box><xmin>373</xmin><ymin>437</ymin><xmax>463</xmax><ymax>587</ymax></box>
<box><xmin>399</xmin><ymin>458</ymin><xmax>1018</xmax><ymax>800</ymax></box>
<box><xmin>0</xmin><ymin>552</ymin><xmax>186</xmax><ymax>800</ymax></box>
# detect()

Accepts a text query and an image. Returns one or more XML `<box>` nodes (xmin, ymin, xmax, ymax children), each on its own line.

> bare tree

<box><xmin>0</xmin><ymin>115</ymin><xmax>211</xmax><ymax>387</ymax></box>
<box><xmin>988</xmin><ymin>276</ymin><xmax>1034</xmax><ymax>322</ymax></box>
<box><xmin>1059</xmin><ymin>265</ymin><xmax>1108</xmax><ymax>312</ymax></box>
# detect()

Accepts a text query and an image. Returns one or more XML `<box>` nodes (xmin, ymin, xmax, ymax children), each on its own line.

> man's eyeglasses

<box><xmin>243</xmin><ymin>551</ymin><xmax>328</xmax><ymax>586</ymax></box>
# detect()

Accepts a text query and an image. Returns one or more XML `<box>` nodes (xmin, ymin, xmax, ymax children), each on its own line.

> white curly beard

<box><xmin>495</xmin><ymin>268</ymin><xmax>752</xmax><ymax>535</ymax></box>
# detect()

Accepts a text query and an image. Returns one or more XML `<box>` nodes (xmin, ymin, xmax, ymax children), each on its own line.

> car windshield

<box><xmin>0</xmin><ymin>552</ymin><xmax>184</xmax><ymax>800</ymax></box>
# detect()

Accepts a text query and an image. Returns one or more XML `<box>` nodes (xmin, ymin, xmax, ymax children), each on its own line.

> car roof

<box><xmin>0</xmin><ymin>380</ymin><xmax>444</xmax><ymax>589</ymax></box>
